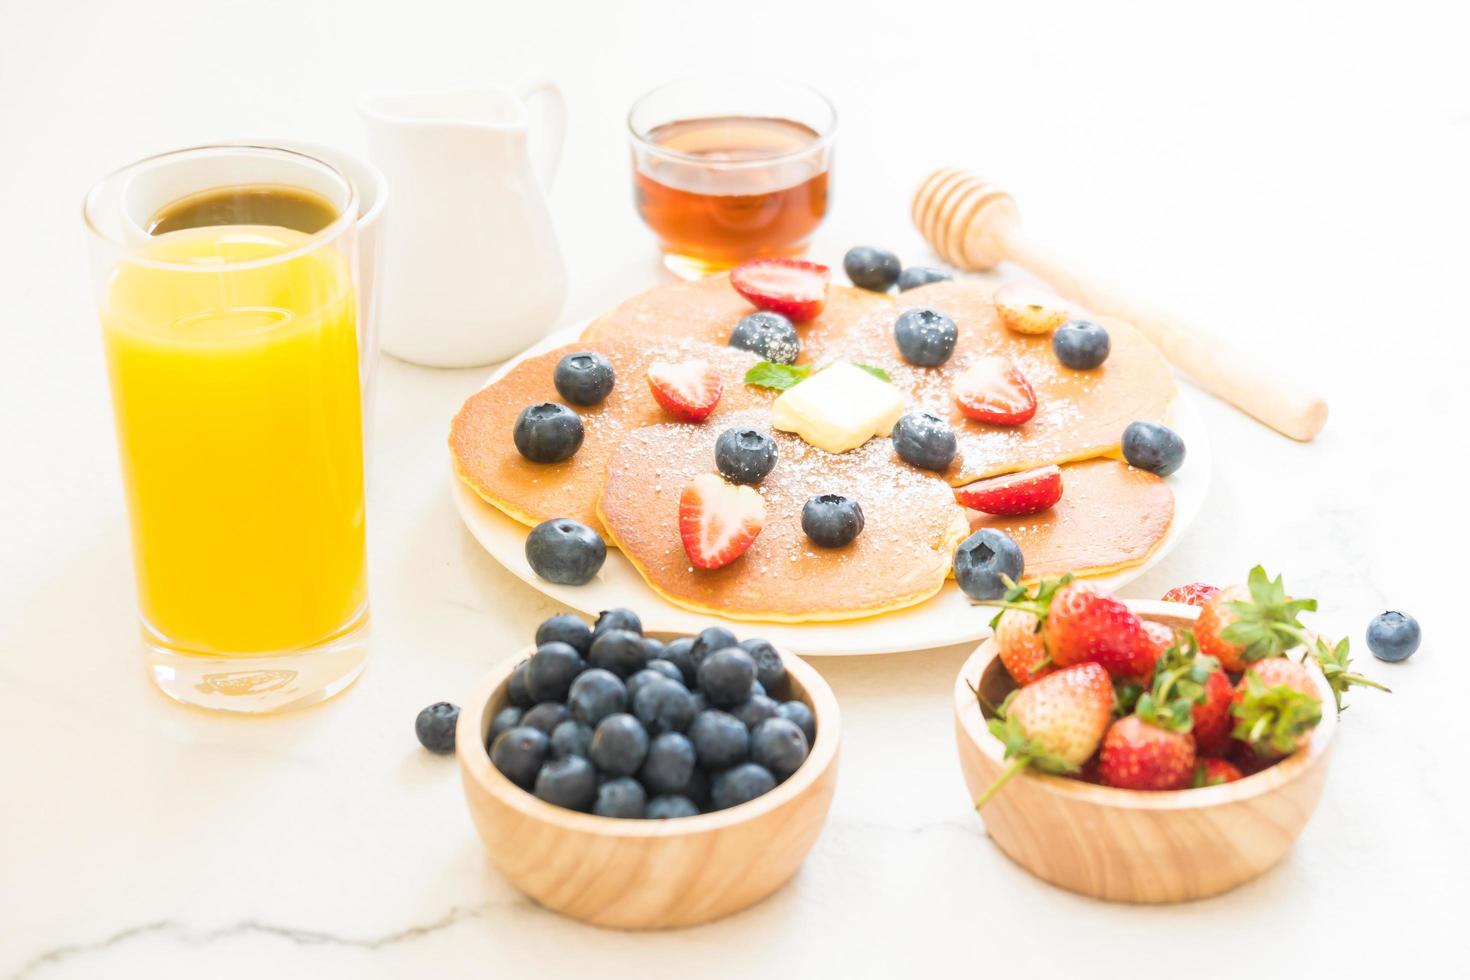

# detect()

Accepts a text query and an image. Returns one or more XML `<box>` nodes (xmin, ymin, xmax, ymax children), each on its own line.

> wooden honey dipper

<box><xmin>912</xmin><ymin>168</ymin><xmax>1328</xmax><ymax>441</ymax></box>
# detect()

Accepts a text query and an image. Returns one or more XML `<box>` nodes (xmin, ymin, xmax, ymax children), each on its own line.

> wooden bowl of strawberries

<box><xmin>953</xmin><ymin>568</ymin><xmax>1382</xmax><ymax>903</ymax></box>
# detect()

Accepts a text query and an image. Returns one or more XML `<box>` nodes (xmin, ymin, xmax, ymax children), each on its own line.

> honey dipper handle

<box><xmin>994</xmin><ymin>225</ymin><xmax>1328</xmax><ymax>442</ymax></box>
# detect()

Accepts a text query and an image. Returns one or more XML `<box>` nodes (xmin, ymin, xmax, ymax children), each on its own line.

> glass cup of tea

<box><xmin>83</xmin><ymin>145</ymin><xmax>369</xmax><ymax>713</ymax></box>
<box><xmin>628</xmin><ymin>75</ymin><xmax>836</xmax><ymax>279</ymax></box>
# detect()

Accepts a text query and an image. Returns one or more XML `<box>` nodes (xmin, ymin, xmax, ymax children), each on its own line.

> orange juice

<box><xmin>101</xmin><ymin>225</ymin><xmax>365</xmax><ymax>655</ymax></box>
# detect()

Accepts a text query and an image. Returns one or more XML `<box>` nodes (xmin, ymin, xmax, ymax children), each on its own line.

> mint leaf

<box><xmin>744</xmin><ymin>362</ymin><xmax>811</xmax><ymax>391</ymax></box>
<box><xmin>854</xmin><ymin>363</ymin><xmax>891</xmax><ymax>383</ymax></box>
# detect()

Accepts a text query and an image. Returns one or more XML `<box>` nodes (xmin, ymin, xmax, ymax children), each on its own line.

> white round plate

<box><xmin>451</xmin><ymin>324</ymin><xmax>1211</xmax><ymax>656</ymax></box>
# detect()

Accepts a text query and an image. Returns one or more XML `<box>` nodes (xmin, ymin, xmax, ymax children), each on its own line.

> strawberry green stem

<box><xmin>975</xmin><ymin>757</ymin><xmax>1029</xmax><ymax>810</ymax></box>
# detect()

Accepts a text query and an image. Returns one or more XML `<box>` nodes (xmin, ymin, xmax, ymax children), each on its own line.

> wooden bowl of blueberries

<box><xmin>455</xmin><ymin>608</ymin><xmax>841</xmax><ymax>930</ymax></box>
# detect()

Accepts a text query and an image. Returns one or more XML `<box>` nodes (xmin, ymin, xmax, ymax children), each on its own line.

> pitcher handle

<box><xmin>518</xmin><ymin>76</ymin><xmax>566</xmax><ymax>191</ymax></box>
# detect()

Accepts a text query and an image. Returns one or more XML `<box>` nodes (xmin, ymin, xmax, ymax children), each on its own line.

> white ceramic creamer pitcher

<box><xmin>359</xmin><ymin>80</ymin><xmax>566</xmax><ymax>367</ymax></box>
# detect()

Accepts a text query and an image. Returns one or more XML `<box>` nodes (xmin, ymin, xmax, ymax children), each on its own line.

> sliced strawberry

<box><xmin>953</xmin><ymin>355</ymin><xmax>1038</xmax><ymax>425</ymax></box>
<box><xmin>994</xmin><ymin>281</ymin><xmax>1071</xmax><ymax>335</ymax></box>
<box><xmin>648</xmin><ymin>359</ymin><xmax>723</xmax><ymax>422</ymax></box>
<box><xmin>955</xmin><ymin>465</ymin><xmax>1062</xmax><ymax>516</ymax></box>
<box><xmin>730</xmin><ymin>258</ymin><xmax>830</xmax><ymax>321</ymax></box>
<box><xmin>678</xmin><ymin>473</ymin><xmax>765</xmax><ymax>570</ymax></box>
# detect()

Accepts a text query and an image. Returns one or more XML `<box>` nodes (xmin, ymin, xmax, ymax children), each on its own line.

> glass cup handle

<box><xmin>518</xmin><ymin>76</ymin><xmax>566</xmax><ymax>191</ymax></box>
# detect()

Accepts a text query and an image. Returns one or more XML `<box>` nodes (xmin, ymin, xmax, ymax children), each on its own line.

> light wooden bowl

<box><xmin>953</xmin><ymin>600</ymin><xmax>1337</xmax><ymax>903</ymax></box>
<box><xmin>457</xmin><ymin>638</ymin><xmax>841</xmax><ymax>929</ymax></box>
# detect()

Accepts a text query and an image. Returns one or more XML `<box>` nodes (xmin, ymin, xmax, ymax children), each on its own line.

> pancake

<box><xmin>966</xmin><ymin>457</ymin><xmax>1175</xmax><ymax>581</ymax></box>
<box><xmin>451</xmin><ymin>338</ymin><xmax>775</xmax><ymax>530</ymax></box>
<box><xmin>580</xmin><ymin>274</ymin><xmax>895</xmax><ymax>361</ymax></box>
<box><xmin>598</xmin><ymin>410</ymin><xmax>970</xmax><ymax>622</ymax></box>
<box><xmin>798</xmin><ymin>279</ymin><xmax>1179</xmax><ymax>485</ymax></box>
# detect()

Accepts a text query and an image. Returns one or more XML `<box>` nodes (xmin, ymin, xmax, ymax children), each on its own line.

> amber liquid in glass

<box><xmin>633</xmin><ymin>115</ymin><xmax>829</xmax><ymax>275</ymax></box>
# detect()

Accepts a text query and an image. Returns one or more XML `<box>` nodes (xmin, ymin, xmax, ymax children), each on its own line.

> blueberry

<box><xmin>645</xmin><ymin>659</ymin><xmax>686</xmax><ymax>686</ymax></box>
<box><xmin>588</xmin><ymin>628</ymin><xmax>649</xmax><ymax>678</ymax></box>
<box><xmin>414</xmin><ymin>702</ymin><xmax>459</xmax><ymax>754</ymax></box>
<box><xmin>690</xmin><ymin>691</ymin><xmax>708</xmax><ymax>714</ymax></box>
<box><xmin>777</xmin><ymin>701</ymin><xmax>816</xmax><ymax>744</ymax></box>
<box><xmin>639</xmin><ymin>731</ymin><xmax>697</xmax><ymax>795</ymax></box>
<box><xmin>748</xmin><ymin>679</ymin><xmax>767</xmax><ymax>699</ymax></box>
<box><xmin>894</xmin><ymin>308</ymin><xmax>958</xmax><ymax>366</ymax></box>
<box><xmin>1052</xmin><ymin>319</ymin><xmax>1110</xmax><ymax>369</ymax></box>
<box><xmin>513</xmin><ymin>402</ymin><xmax>584</xmax><ymax>463</ymax></box>
<box><xmin>898</xmin><ymin>266</ymin><xmax>952</xmax><ymax>291</ymax></box>
<box><xmin>568</xmin><ymin>668</ymin><xmax>627</xmax><ymax>727</ymax></box>
<box><xmin>534</xmin><ymin>755</ymin><xmax>597</xmax><ymax>812</ymax></box>
<box><xmin>589</xmin><ymin>713</ymin><xmax>649</xmax><ymax>776</ymax></box>
<box><xmin>641</xmin><ymin>636</ymin><xmax>666</xmax><ymax>661</ymax></box>
<box><xmin>550</xmin><ymin>719</ymin><xmax>594</xmax><ymax>759</ymax></box>
<box><xmin>634</xmin><ymin>678</ymin><xmax>697</xmax><ymax>734</ymax></box>
<box><xmin>645</xmin><ymin>795</ymin><xmax>700</xmax><ymax>819</ymax></box>
<box><xmin>1121</xmin><ymin>421</ymin><xmax>1186</xmax><ymax>477</ymax></box>
<box><xmin>524</xmin><ymin>641</ymin><xmax>586</xmax><ymax>702</ymax></box>
<box><xmin>594</xmin><ymin>608</ymin><xmax>643</xmax><ymax>636</ymax></box>
<box><xmin>844</xmin><ymin>246</ymin><xmax>901</xmax><ymax>292</ymax></box>
<box><xmin>535</xmin><ymin>614</ymin><xmax>593</xmax><ymax>655</ymax></box>
<box><xmin>698</xmin><ymin>647</ymin><xmax>758</xmax><ymax>708</ymax></box>
<box><xmin>751</xmin><ymin>717</ymin><xmax>809</xmax><ymax>781</ymax></box>
<box><xmin>593</xmin><ymin>777</ymin><xmax>646</xmax><ymax>818</ymax></box>
<box><xmin>507</xmin><ymin>661</ymin><xmax>533</xmax><ymax>708</ymax></box>
<box><xmin>710</xmin><ymin>763</ymin><xmax>777</xmax><ymax>810</ymax></box>
<box><xmin>891</xmin><ymin>412</ymin><xmax>957</xmax><ymax>472</ymax></box>
<box><xmin>489</xmin><ymin>725</ymin><xmax>550</xmax><ymax>789</ymax></box>
<box><xmin>738</xmin><ymin>638</ymin><xmax>786</xmax><ymax>695</ymax></box>
<box><xmin>954</xmin><ymin>528</ymin><xmax>1024</xmax><ymax>601</ymax></box>
<box><xmin>688</xmin><ymin>710</ymin><xmax>750</xmax><ymax>770</ymax></box>
<box><xmin>490</xmin><ymin>706</ymin><xmax>524</xmax><ymax>741</ymax></box>
<box><xmin>801</xmin><ymin>494</ymin><xmax>865</xmax><ymax>548</ymax></box>
<box><xmin>691</xmin><ymin>627</ymin><xmax>739</xmax><ymax>673</ymax></box>
<box><xmin>732</xmin><ymin>694</ymin><xmax>781</xmax><ymax>730</ymax></box>
<box><xmin>681</xmin><ymin>765</ymin><xmax>710</xmax><ymax>806</ymax></box>
<box><xmin>729</xmin><ymin>311</ymin><xmax>800</xmax><ymax>364</ymax></box>
<box><xmin>525</xmin><ymin>518</ymin><xmax>605</xmax><ymax>586</ymax></box>
<box><xmin>553</xmin><ymin>351</ymin><xmax>615</xmax><ymax>406</ymax></box>
<box><xmin>658</xmin><ymin>636</ymin><xmax>698</xmax><ymax>685</ymax></box>
<box><xmin>1367</xmin><ymin>611</ymin><xmax>1421</xmax><ymax>662</ymax></box>
<box><xmin>625</xmin><ymin>668</ymin><xmax>669</xmax><ymax>705</ymax></box>
<box><xmin>714</xmin><ymin>427</ymin><xmax>779</xmax><ymax>484</ymax></box>
<box><xmin>521</xmin><ymin>701</ymin><xmax>572</xmax><ymax>735</ymax></box>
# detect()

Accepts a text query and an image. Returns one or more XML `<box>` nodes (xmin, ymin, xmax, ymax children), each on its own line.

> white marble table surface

<box><xmin>2</xmin><ymin>1</ymin><xmax>1467</xmax><ymax>977</ymax></box>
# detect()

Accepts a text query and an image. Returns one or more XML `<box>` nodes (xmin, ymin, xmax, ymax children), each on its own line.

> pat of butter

<box><xmin>771</xmin><ymin>363</ymin><xmax>907</xmax><ymax>454</ymax></box>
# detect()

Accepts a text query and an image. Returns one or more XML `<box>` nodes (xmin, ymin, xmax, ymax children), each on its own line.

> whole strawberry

<box><xmin>1042</xmin><ymin>580</ymin><xmax>1156</xmax><ymax>681</ymax></box>
<box><xmin>976</xmin><ymin>662</ymin><xmax>1114</xmax><ymax>807</ymax></box>
<box><xmin>1196</xmin><ymin>566</ymin><xmax>1315</xmax><ymax>672</ymax></box>
<box><xmin>989</xmin><ymin>578</ymin><xmax>1064</xmax><ymax>686</ymax></box>
<box><xmin>1161</xmin><ymin>582</ymin><xmax>1219</xmax><ymax>607</ymax></box>
<box><xmin>1191</xmin><ymin>667</ymin><xmax>1235</xmax><ymax>757</ymax></box>
<box><xmin>1191</xmin><ymin>757</ymin><xmax>1243</xmax><ymax>787</ymax></box>
<box><xmin>1144</xmin><ymin>630</ymin><xmax>1233</xmax><ymax>756</ymax></box>
<box><xmin>1231</xmin><ymin>658</ymin><xmax>1323</xmax><ymax>760</ymax></box>
<box><xmin>1099</xmin><ymin>716</ymin><xmax>1196</xmax><ymax>790</ymax></box>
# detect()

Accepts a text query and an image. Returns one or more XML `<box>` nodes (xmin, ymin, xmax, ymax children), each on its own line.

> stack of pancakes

<box><xmin>451</xmin><ymin>276</ymin><xmax>1177</xmax><ymax>622</ymax></box>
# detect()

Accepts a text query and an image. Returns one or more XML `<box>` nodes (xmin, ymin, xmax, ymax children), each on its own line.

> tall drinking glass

<box><xmin>84</xmin><ymin>145</ymin><xmax>368</xmax><ymax>712</ymax></box>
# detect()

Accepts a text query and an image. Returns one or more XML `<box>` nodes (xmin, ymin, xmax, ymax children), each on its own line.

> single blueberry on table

<box><xmin>639</xmin><ymin>731</ymin><xmax>697</xmax><ymax>795</ymax></box>
<box><xmin>777</xmin><ymin>700</ymin><xmax>817</xmax><ymax>745</ymax></box>
<box><xmin>710</xmin><ymin>763</ymin><xmax>777</xmax><ymax>810</ymax></box>
<box><xmin>513</xmin><ymin>402</ymin><xmax>584</xmax><ymax>463</ymax></box>
<box><xmin>698</xmin><ymin>646</ymin><xmax>758</xmax><ymax>708</ymax></box>
<box><xmin>953</xmin><ymin>528</ymin><xmax>1024</xmax><ymax>601</ymax></box>
<box><xmin>1121</xmin><ymin>421</ymin><xmax>1186</xmax><ymax>477</ymax></box>
<box><xmin>657</xmin><ymin>636</ymin><xmax>699</xmax><ymax>685</ymax></box>
<box><xmin>535</xmin><ymin>613</ymin><xmax>593</xmax><ymax>655</ymax></box>
<box><xmin>521</xmin><ymin>701</ymin><xmax>572</xmax><ymax>736</ymax></box>
<box><xmin>898</xmin><ymin>266</ymin><xmax>952</xmax><ymax>291</ymax></box>
<box><xmin>590</xmin><ymin>713</ymin><xmax>650</xmax><ymax>776</ymax></box>
<box><xmin>524</xmin><ymin>641</ymin><xmax>586</xmax><ymax>702</ymax></box>
<box><xmin>894</xmin><ymin>308</ymin><xmax>958</xmax><ymax>366</ymax></box>
<box><xmin>688</xmin><ymin>709</ymin><xmax>750</xmax><ymax>770</ymax></box>
<box><xmin>645</xmin><ymin>795</ymin><xmax>700</xmax><ymax>819</ymax></box>
<box><xmin>588</xmin><ymin>628</ymin><xmax>649</xmax><ymax>678</ymax></box>
<box><xmin>801</xmin><ymin>494</ymin><xmax>865</xmax><ymax>548</ymax></box>
<box><xmin>489</xmin><ymin>725</ymin><xmax>550</xmax><ymax>790</ymax></box>
<box><xmin>1052</xmin><ymin>319</ymin><xmax>1111</xmax><ymax>370</ymax></box>
<box><xmin>594</xmin><ymin>607</ymin><xmax>643</xmax><ymax>636</ymax></box>
<box><xmin>593</xmin><ymin>777</ymin><xmax>647</xmax><ymax>818</ymax></box>
<box><xmin>891</xmin><ymin>412</ymin><xmax>958</xmax><ymax>472</ymax></box>
<box><xmin>507</xmin><ymin>661</ymin><xmax>533</xmax><ymax>708</ymax></box>
<box><xmin>414</xmin><ymin>702</ymin><xmax>459</xmax><ymax>754</ymax></box>
<box><xmin>732</xmin><ymin>693</ymin><xmax>781</xmax><ymax>730</ymax></box>
<box><xmin>1366</xmin><ymin>611</ymin><xmax>1421</xmax><ymax>662</ymax></box>
<box><xmin>634</xmin><ymin>677</ymin><xmax>697</xmax><ymax>735</ymax></box>
<box><xmin>535</xmin><ymin>755</ymin><xmax>598</xmax><ymax>812</ymax></box>
<box><xmin>553</xmin><ymin>351</ymin><xmax>616</xmax><ymax>406</ymax></box>
<box><xmin>645</xmin><ymin>659</ymin><xmax>686</xmax><ymax>686</ymax></box>
<box><xmin>738</xmin><ymin>637</ymin><xmax>786</xmax><ymax>695</ymax></box>
<box><xmin>691</xmin><ymin>627</ymin><xmax>739</xmax><ymax>673</ymax></box>
<box><xmin>728</xmin><ymin>311</ymin><xmax>800</xmax><ymax>364</ymax></box>
<box><xmin>568</xmin><ymin>668</ymin><xmax>628</xmax><ymax>727</ymax></box>
<box><xmin>525</xmin><ymin>518</ymin><xmax>606</xmax><ymax>585</ymax></box>
<box><xmin>750</xmin><ymin>717</ymin><xmax>809</xmax><ymax>781</ymax></box>
<box><xmin>715</xmin><ymin>427</ymin><xmax>779</xmax><ymax>485</ymax></box>
<box><xmin>844</xmin><ymin>246</ymin><xmax>902</xmax><ymax>292</ymax></box>
<box><xmin>550</xmin><ymin>719</ymin><xmax>594</xmax><ymax>760</ymax></box>
<box><xmin>489</xmin><ymin>706</ymin><xmax>524</xmax><ymax>741</ymax></box>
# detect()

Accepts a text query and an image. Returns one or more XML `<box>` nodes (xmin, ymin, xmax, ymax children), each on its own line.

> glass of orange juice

<box><xmin>84</xmin><ymin>145</ymin><xmax>369</xmax><ymax>712</ymax></box>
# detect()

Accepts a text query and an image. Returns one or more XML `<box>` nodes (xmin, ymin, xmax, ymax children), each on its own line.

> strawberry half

<box><xmin>648</xmin><ymin>359</ymin><xmax>723</xmax><ymax>422</ymax></box>
<box><xmin>953</xmin><ymin>355</ymin><xmax>1038</xmax><ymax>425</ymax></box>
<box><xmin>730</xmin><ymin>258</ymin><xmax>830</xmax><ymax>321</ymax></box>
<box><xmin>993</xmin><ymin>281</ymin><xmax>1072</xmax><ymax>335</ymax></box>
<box><xmin>955</xmin><ymin>465</ymin><xmax>1062</xmax><ymax>516</ymax></box>
<box><xmin>678</xmin><ymin>473</ymin><xmax>765</xmax><ymax>570</ymax></box>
